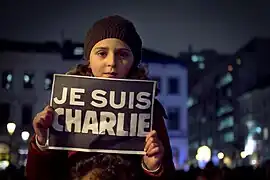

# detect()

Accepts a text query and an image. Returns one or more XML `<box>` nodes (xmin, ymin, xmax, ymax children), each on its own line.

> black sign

<box><xmin>47</xmin><ymin>74</ymin><xmax>156</xmax><ymax>154</ymax></box>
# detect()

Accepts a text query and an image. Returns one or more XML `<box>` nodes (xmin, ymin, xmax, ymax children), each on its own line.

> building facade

<box><xmin>0</xmin><ymin>39</ymin><xmax>188</xmax><ymax>168</ymax></box>
<box><xmin>188</xmin><ymin>37</ymin><xmax>270</xmax><ymax>166</ymax></box>
<box><xmin>237</xmin><ymin>83</ymin><xmax>270</xmax><ymax>163</ymax></box>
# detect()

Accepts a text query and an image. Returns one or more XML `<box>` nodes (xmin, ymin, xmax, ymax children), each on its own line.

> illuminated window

<box><xmin>199</xmin><ymin>62</ymin><xmax>205</xmax><ymax>69</ymax></box>
<box><xmin>218</xmin><ymin>116</ymin><xmax>234</xmax><ymax>130</ymax></box>
<box><xmin>216</xmin><ymin>73</ymin><xmax>233</xmax><ymax>88</ymax></box>
<box><xmin>224</xmin><ymin>132</ymin><xmax>234</xmax><ymax>142</ymax></box>
<box><xmin>44</xmin><ymin>73</ymin><xmax>54</xmax><ymax>90</ymax></box>
<box><xmin>2</xmin><ymin>71</ymin><xmax>12</xmax><ymax>90</ymax></box>
<box><xmin>216</xmin><ymin>104</ymin><xmax>233</xmax><ymax>117</ymax></box>
<box><xmin>23</xmin><ymin>73</ymin><xmax>34</xmax><ymax>89</ymax></box>
<box><xmin>207</xmin><ymin>137</ymin><xmax>213</xmax><ymax>146</ymax></box>
<box><xmin>236</xmin><ymin>58</ymin><xmax>241</xmax><ymax>65</ymax></box>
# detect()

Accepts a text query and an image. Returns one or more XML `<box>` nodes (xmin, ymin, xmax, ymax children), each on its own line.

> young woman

<box><xmin>26</xmin><ymin>15</ymin><xmax>175</xmax><ymax>180</ymax></box>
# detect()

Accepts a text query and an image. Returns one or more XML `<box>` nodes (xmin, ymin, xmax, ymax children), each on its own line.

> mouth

<box><xmin>103</xmin><ymin>72</ymin><xmax>118</xmax><ymax>78</ymax></box>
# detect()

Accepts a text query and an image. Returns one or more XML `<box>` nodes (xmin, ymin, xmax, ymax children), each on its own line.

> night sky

<box><xmin>1</xmin><ymin>0</ymin><xmax>269</xmax><ymax>56</ymax></box>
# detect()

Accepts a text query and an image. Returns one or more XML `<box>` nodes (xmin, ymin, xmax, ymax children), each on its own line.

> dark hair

<box><xmin>71</xmin><ymin>154</ymin><xmax>134</xmax><ymax>180</ymax></box>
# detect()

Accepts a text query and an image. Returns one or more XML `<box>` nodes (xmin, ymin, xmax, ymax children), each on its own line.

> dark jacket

<box><xmin>26</xmin><ymin>66</ymin><xmax>175</xmax><ymax>180</ymax></box>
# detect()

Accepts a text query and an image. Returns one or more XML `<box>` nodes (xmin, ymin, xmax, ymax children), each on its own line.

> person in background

<box><xmin>26</xmin><ymin>15</ymin><xmax>175</xmax><ymax>180</ymax></box>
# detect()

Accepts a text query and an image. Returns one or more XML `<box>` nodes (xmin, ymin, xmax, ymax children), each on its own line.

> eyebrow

<box><xmin>94</xmin><ymin>47</ymin><xmax>131</xmax><ymax>52</ymax></box>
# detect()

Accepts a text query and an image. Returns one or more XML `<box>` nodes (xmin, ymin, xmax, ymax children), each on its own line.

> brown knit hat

<box><xmin>84</xmin><ymin>15</ymin><xmax>142</xmax><ymax>67</ymax></box>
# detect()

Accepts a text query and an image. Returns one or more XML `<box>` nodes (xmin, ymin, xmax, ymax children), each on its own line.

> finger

<box><xmin>147</xmin><ymin>142</ymin><xmax>158</xmax><ymax>153</ymax></box>
<box><xmin>41</xmin><ymin>116</ymin><xmax>53</xmax><ymax>128</ymax></box>
<box><xmin>145</xmin><ymin>130</ymin><xmax>157</xmax><ymax>142</ymax></box>
<box><xmin>44</xmin><ymin>105</ymin><xmax>54</xmax><ymax>111</ymax></box>
<box><xmin>147</xmin><ymin>147</ymin><xmax>161</xmax><ymax>156</ymax></box>
<box><xmin>144</xmin><ymin>137</ymin><xmax>154</xmax><ymax>152</ymax></box>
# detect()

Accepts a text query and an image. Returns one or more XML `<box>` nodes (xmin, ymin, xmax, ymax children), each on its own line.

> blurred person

<box><xmin>26</xmin><ymin>15</ymin><xmax>175</xmax><ymax>180</ymax></box>
<box><xmin>71</xmin><ymin>154</ymin><xmax>133</xmax><ymax>180</ymax></box>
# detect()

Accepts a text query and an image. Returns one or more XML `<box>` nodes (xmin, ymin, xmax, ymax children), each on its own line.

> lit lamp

<box><xmin>217</xmin><ymin>152</ymin><xmax>225</xmax><ymax>159</ymax></box>
<box><xmin>21</xmin><ymin>131</ymin><xmax>30</xmax><ymax>142</ymax></box>
<box><xmin>7</xmin><ymin>123</ymin><xmax>16</xmax><ymax>136</ymax></box>
<box><xmin>196</xmin><ymin>145</ymin><xmax>211</xmax><ymax>168</ymax></box>
<box><xmin>6</xmin><ymin>122</ymin><xmax>16</xmax><ymax>163</ymax></box>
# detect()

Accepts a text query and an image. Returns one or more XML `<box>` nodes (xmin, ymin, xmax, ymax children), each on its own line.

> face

<box><xmin>88</xmin><ymin>38</ymin><xmax>134</xmax><ymax>78</ymax></box>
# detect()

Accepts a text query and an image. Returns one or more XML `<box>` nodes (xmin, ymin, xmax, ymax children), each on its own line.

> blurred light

<box><xmin>199</xmin><ymin>62</ymin><xmax>205</xmax><ymax>69</ymax></box>
<box><xmin>236</xmin><ymin>58</ymin><xmax>241</xmax><ymax>65</ymax></box>
<box><xmin>191</xmin><ymin>55</ymin><xmax>199</xmax><ymax>62</ymax></box>
<box><xmin>24</xmin><ymin>75</ymin><xmax>30</xmax><ymax>83</ymax></box>
<box><xmin>244</xmin><ymin>136</ymin><xmax>256</xmax><ymax>155</ymax></box>
<box><xmin>18</xmin><ymin>149</ymin><xmax>28</xmax><ymax>155</ymax></box>
<box><xmin>21</xmin><ymin>131</ymin><xmax>30</xmax><ymax>141</ymax></box>
<box><xmin>7</xmin><ymin>123</ymin><xmax>16</xmax><ymax>136</ymax></box>
<box><xmin>195</xmin><ymin>154</ymin><xmax>200</xmax><ymax>160</ymax></box>
<box><xmin>228</xmin><ymin>65</ymin><xmax>233</xmax><ymax>72</ymax></box>
<box><xmin>251</xmin><ymin>159</ymin><xmax>257</xmax><ymax>165</ymax></box>
<box><xmin>240</xmin><ymin>151</ymin><xmax>247</xmax><ymax>159</ymax></box>
<box><xmin>73</xmin><ymin>47</ymin><xmax>84</xmax><ymax>55</ymax></box>
<box><xmin>246</xmin><ymin>120</ymin><xmax>254</xmax><ymax>129</ymax></box>
<box><xmin>6</xmin><ymin>74</ymin><xmax>12</xmax><ymax>82</ymax></box>
<box><xmin>197</xmin><ymin>146</ymin><xmax>211</xmax><ymax>161</ymax></box>
<box><xmin>0</xmin><ymin>160</ymin><xmax>9</xmax><ymax>170</ymax></box>
<box><xmin>5</xmin><ymin>84</ymin><xmax>10</xmax><ymax>90</ymax></box>
<box><xmin>223</xmin><ymin>157</ymin><xmax>232</xmax><ymax>167</ymax></box>
<box><xmin>217</xmin><ymin>152</ymin><xmax>224</xmax><ymax>159</ymax></box>
<box><xmin>256</xmin><ymin>127</ymin><xmax>262</xmax><ymax>133</ymax></box>
<box><xmin>45</xmin><ymin>78</ymin><xmax>51</xmax><ymax>85</ymax></box>
<box><xmin>263</xmin><ymin>128</ymin><xmax>268</xmax><ymax>140</ymax></box>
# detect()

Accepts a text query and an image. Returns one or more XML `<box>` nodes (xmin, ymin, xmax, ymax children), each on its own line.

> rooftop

<box><xmin>0</xmin><ymin>39</ymin><xmax>185</xmax><ymax>67</ymax></box>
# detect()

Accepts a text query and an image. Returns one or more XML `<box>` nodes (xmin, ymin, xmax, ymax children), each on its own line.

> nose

<box><xmin>105</xmin><ymin>52</ymin><xmax>116</xmax><ymax>68</ymax></box>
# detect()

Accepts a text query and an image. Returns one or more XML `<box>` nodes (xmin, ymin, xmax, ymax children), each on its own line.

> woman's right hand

<box><xmin>33</xmin><ymin>105</ymin><xmax>54</xmax><ymax>145</ymax></box>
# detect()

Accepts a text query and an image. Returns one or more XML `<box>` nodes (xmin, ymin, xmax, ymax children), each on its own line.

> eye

<box><xmin>96</xmin><ymin>51</ymin><xmax>107</xmax><ymax>57</ymax></box>
<box><xmin>118</xmin><ymin>51</ymin><xmax>130</xmax><ymax>59</ymax></box>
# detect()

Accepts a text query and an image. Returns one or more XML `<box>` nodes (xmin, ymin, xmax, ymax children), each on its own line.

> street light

<box><xmin>217</xmin><ymin>152</ymin><xmax>225</xmax><ymax>159</ymax></box>
<box><xmin>21</xmin><ymin>131</ymin><xmax>30</xmax><ymax>141</ymax></box>
<box><xmin>7</xmin><ymin>123</ymin><xmax>16</xmax><ymax>136</ymax></box>
<box><xmin>6</xmin><ymin>122</ymin><xmax>16</xmax><ymax>164</ymax></box>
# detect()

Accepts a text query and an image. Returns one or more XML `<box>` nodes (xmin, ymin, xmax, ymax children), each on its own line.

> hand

<box><xmin>143</xmin><ymin>130</ymin><xmax>164</xmax><ymax>171</ymax></box>
<box><xmin>33</xmin><ymin>105</ymin><xmax>54</xmax><ymax>145</ymax></box>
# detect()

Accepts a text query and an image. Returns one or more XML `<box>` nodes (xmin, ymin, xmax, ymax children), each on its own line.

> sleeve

<box><xmin>151</xmin><ymin>99</ymin><xmax>176</xmax><ymax>179</ymax></box>
<box><xmin>25</xmin><ymin>135</ymin><xmax>69</xmax><ymax>180</ymax></box>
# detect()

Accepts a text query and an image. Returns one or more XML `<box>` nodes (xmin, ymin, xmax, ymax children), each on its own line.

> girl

<box><xmin>26</xmin><ymin>15</ymin><xmax>175</xmax><ymax>180</ymax></box>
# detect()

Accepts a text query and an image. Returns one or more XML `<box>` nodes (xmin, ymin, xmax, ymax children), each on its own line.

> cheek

<box><xmin>118</xmin><ymin>61</ymin><xmax>133</xmax><ymax>76</ymax></box>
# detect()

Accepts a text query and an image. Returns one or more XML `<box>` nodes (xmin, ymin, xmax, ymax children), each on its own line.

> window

<box><xmin>216</xmin><ymin>73</ymin><xmax>233</xmax><ymax>88</ymax></box>
<box><xmin>24</xmin><ymin>73</ymin><xmax>34</xmax><ymax>89</ymax></box>
<box><xmin>0</xmin><ymin>103</ymin><xmax>10</xmax><ymax>125</ymax></box>
<box><xmin>216</xmin><ymin>104</ymin><xmax>233</xmax><ymax>117</ymax></box>
<box><xmin>167</xmin><ymin>107</ymin><xmax>180</xmax><ymax>130</ymax></box>
<box><xmin>168</xmin><ymin>77</ymin><xmax>179</xmax><ymax>94</ymax></box>
<box><xmin>22</xmin><ymin>104</ymin><xmax>32</xmax><ymax>125</ymax></box>
<box><xmin>218</xmin><ymin>116</ymin><xmax>234</xmax><ymax>130</ymax></box>
<box><xmin>207</xmin><ymin>137</ymin><xmax>213</xmax><ymax>146</ymax></box>
<box><xmin>224</xmin><ymin>131</ymin><xmax>234</xmax><ymax>142</ymax></box>
<box><xmin>151</xmin><ymin>76</ymin><xmax>161</xmax><ymax>92</ymax></box>
<box><xmin>2</xmin><ymin>71</ymin><xmax>13</xmax><ymax>90</ymax></box>
<box><xmin>44</xmin><ymin>73</ymin><xmax>54</xmax><ymax>90</ymax></box>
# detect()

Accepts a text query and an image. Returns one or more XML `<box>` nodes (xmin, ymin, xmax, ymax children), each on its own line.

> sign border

<box><xmin>46</xmin><ymin>74</ymin><xmax>157</xmax><ymax>155</ymax></box>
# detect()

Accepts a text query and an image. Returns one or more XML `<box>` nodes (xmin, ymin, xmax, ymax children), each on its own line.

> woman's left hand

<box><xmin>143</xmin><ymin>130</ymin><xmax>164</xmax><ymax>171</ymax></box>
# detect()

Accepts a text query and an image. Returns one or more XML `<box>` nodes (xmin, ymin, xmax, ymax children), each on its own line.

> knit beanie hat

<box><xmin>84</xmin><ymin>15</ymin><xmax>142</xmax><ymax>67</ymax></box>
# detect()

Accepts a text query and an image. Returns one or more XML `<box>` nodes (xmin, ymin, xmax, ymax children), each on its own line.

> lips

<box><xmin>104</xmin><ymin>72</ymin><xmax>118</xmax><ymax>78</ymax></box>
